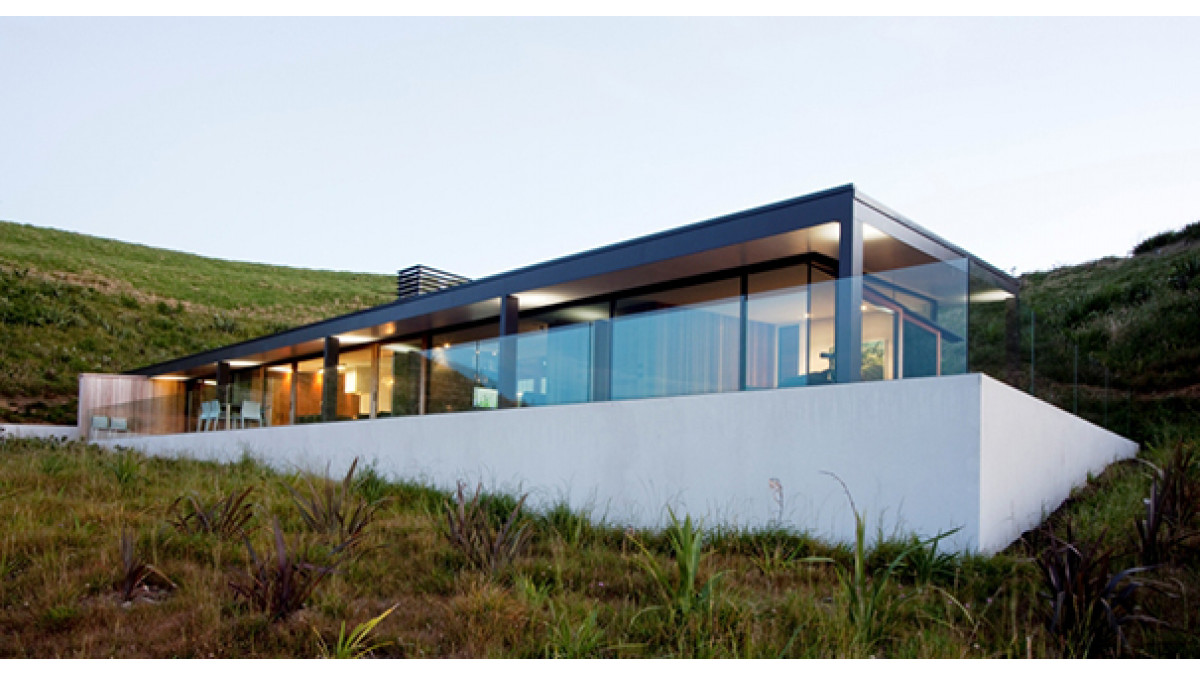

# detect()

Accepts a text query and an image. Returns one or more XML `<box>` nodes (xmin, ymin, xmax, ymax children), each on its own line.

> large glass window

<box><xmin>863</xmin><ymin>259</ymin><xmax>969</xmax><ymax>380</ymax></box>
<box><xmin>379</xmin><ymin>339</ymin><xmax>424</xmax><ymax>417</ymax></box>
<box><xmin>611</xmin><ymin>278</ymin><xmax>741</xmax><ymax>399</ymax></box>
<box><xmin>338</xmin><ymin>348</ymin><xmax>374</xmax><ymax>420</ymax></box>
<box><xmin>511</xmin><ymin>323</ymin><xmax>593</xmax><ymax>407</ymax></box>
<box><xmin>745</xmin><ymin>263</ymin><xmax>837</xmax><ymax>388</ymax></box>
<box><xmin>428</xmin><ymin>323</ymin><xmax>500</xmax><ymax>413</ymax></box>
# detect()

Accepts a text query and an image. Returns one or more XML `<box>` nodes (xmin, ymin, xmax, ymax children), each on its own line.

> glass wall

<box><xmin>338</xmin><ymin>348</ymin><xmax>375</xmax><ymax>420</ymax></box>
<box><xmin>126</xmin><ymin>253</ymin><xmax>988</xmax><ymax>440</ymax></box>
<box><xmin>428</xmin><ymin>323</ymin><xmax>500</xmax><ymax>413</ymax></box>
<box><xmin>512</xmin><ymin>323</ymin><xmax>594</xmax><ymax>406</ymax></box>
<box><xmin>745</xmin><ymin>263</ymin><xmax>837</xmax><ymax>388</ymax></box>
<box><xmin>862</xmin><ymin>259</ymin><xmax>969</xmax><ymax>380</ymax></box>
<box><xmin>379</xmin><ymin>339</ymin><xmax>423</xmax><ymax>417</ymax></box>
<box><xmin>611</xmin><ymin>279</ymin><xmax>742</xmax><ymax>400</ymax></box>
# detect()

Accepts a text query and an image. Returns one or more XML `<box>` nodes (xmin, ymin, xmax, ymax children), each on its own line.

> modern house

<box><xmin>79</xmin><ymin>185</ymin><xmax>1136</xmax><ymax>553</ymax></box>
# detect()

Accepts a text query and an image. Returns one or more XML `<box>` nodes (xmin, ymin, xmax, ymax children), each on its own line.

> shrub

<box><xmin>1132</xmin><ymin>221</ymin><xmax>1200</xmax><ymax>255</ymax></box>
<box><xmin>443</xmin><ymin>482</ymin><xmax>531</xmax><ymax>574</ymax></box>
<box><xmin>824</xmin><ymin>473</ymin><xmax>947</xmax><ymax>650</ymax></box>
<box><xmin>544</xmin><ymin>603</ymin><xmax>605</xmax><ymax>658</ymax></box>
<box><xmin>106</xmin><ymin>450</ymin><xmax>142</xmax><ymax>489</ymax></box>
<box><xmin>168</xmin><ymin>486</ymin><xmax>256</xmax><ymax>539</ymax></box>
<box><xmin>229</xmin><ymin>518</ymin><xmax>340</xmax><ymax>622</ymax></box>
<box><xmin>353</xmin><ymin>461</ymin><xmax>391</xmax><ymax>505</ymax></box>
<box><xmin>630</xmin><ymin>508</ymin><xmax>723</xmax><ymax>621</ymax></box>
<box><xmin>115</xmin><ymin>529</ymin><xmax>174</xmax><ymax>602</ymax></box>
<box><xmin>1037</xmin><ymin>526</ymin><xmax>1157</xmax><ymax>656</ymax></box>
<box><xmin>1135</xmin><ymin>442</ymin><xmax>1198</xmax><ymax>566</ymax></box>
<box><xmin>897</xmin><ymin>528</ymin><xmax>962</xmax><ymax>586</ymax></box>
<box><xmin>313</xmin><ymin>603</ymin><xmax>397</xmax><ymax>658</ymax></box>
<box><xmin>287</xmin><ymin>458</ymin><xmax>378</xmax><ymax>552</ymax></box>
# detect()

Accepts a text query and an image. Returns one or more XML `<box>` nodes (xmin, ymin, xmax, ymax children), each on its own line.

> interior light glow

<box><xmin>862</xmin><ymin>223</ymin><xmax>889</xmax><ymax>242</ymax></box>
<box><xmin>202</xmin><ymin>380</ymin><xmax>217</xmax><ymax>386</ymax></box>
<box><xmin>810</xmin><ymin>220</ymin><xmax>842</xmax><ymax>244</ymax></box>
<box><xmin>336</xmin><ymin>334</ymin><xmax>374</xmax><ymax>345</ymax></box>
<box><xmin>150</xmin><ymin>375</ymin><xmax>189</xmax><ymax>381</ymax></box>
<box><xmin>515</xmin><ymin>290</ymin><xmax>572</xmax><ymax>309</ymax></box>
<box><xmin>227</xmin><ymin>360</ymin><xmax>260</xmax><ymax>368</ymax></box>
<box><xmin>268</xmin><ymin>365</ymin><xmax>292</xmax><ymax>373</ymax></box>
<box><xmin>345</xmin><ymin>370</ymin><xmax>357</xmax><ymax>393</ymax></box>
<box><xmin>970</xmin><ymin>289</ymin><xmax>1014</xmax><ymax>303</ymax></box>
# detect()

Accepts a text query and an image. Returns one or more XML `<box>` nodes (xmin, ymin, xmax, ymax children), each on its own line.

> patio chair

<box><xmin>197</xmin><ymin>400</ymin><xmax>219</xmax><ymax>432</ymax></box>
<box><xmin>238</xmin><ymin>400</ymin><xmax>264</xmax><ymax>429</ymax></box>
<box><xmin>91</xmin><ymin>415</ymin><xmax>109</xmax><ymax>437</ymax></box>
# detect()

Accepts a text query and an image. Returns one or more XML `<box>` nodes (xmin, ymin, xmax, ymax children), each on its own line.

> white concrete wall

<box><xmin>98</xmin><ymin>374</ymin><xmax>1139</xmax><ymax>553</ymax></box>
<box><xmin>0</xmin><ymin>423</ymin><xmax>79</xmax><ymax>440</ymax></box>
<box><xmin>104</xmin><ymin>375</ymin><xmax>986</xmax><ymax>550</ymax></box>
<box><xmin>978</xmin><ymin>376</ymin><xmax>1139</xmax><ymax>553</ymax></box>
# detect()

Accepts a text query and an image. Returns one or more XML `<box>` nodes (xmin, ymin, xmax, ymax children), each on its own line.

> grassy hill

<box><xmin>1022</xmin><ymin>237</ymin><xmax>1200</xmax><ymax>395</ymax></box>
<box><xmin>0</xmin><ymin>220</ymin><xmax>395</xmax><ymax>423</ymax></box>
<box><xmin>4</xmin><ymin>215</ymin><xmax>1200</xmax><ymax>430</ymax></box>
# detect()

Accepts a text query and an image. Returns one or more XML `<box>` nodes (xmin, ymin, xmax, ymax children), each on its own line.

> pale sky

<box><xmin>2</xmin><ymin>17</ymin><xmax>1198</xmax><ymax>279</ymax></box>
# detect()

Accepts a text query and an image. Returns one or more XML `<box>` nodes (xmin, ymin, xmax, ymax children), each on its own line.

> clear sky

<box><xmin>2</xmin><ymin>17</ymin><xmax>1198</xmax><ymax>279</ymax></box>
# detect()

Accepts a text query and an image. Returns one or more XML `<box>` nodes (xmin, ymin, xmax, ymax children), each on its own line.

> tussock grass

<box><xmin>1</xmin><ymin>434</ymin><xmax>1198</xmax><ymax>658</ymax></box>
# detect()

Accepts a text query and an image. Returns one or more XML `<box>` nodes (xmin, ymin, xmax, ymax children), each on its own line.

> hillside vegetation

<box><xmin>0</xmin><ymin>433</ymin><xmax>1195</xmax><ymax>658</ymax></box>
<box><xmin>0</xmin><ymin>220</ymin><xmax>395</xmax><ymax>423</ymax></box>
<box><xmin>1022</xmin><ymin>237</ymin><xmax>1200</xmax><ymax>396</ymax></box>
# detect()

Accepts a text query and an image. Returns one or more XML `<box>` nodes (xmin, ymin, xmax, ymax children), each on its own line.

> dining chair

<box><xmin>239</xmin><ymin>400</ymin><xmax>264</xmax><ymax>429</ymax></box>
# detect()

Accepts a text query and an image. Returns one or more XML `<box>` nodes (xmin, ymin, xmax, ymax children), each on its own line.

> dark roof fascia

<box><xmin>852</xmin><ymin>189</ymin><xmax>1020</xmax><ymax>295</ymax></box>
<box><xmin>129</xmin><ymin>185</ymin><xmax>856</xmax><ymax>377</ymax></box>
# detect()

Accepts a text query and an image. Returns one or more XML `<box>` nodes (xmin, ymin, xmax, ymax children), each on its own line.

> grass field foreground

<box><xmin>0</xmin><ymin>434</ymin><xmax>1197</xmax><ymax>658</ymax></box>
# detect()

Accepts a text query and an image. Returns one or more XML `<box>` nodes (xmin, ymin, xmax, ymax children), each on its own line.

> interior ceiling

<box><xmin>515</xmin><ymin>222</ymin><xmax>841</xmax><ymax>313</ymax></box>
<box><xmin>862</xmin><ymin>224</ymin><xmax>939</xmax><ymax>274</ymax></box>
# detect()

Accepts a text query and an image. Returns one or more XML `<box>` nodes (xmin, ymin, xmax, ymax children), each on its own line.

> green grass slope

<box><xmin>0</xmin><ymin>435</ymin><xmax>1195</xmax><ymax>658</ymax></box>
<box><xmin>0</xmin><ymin>220</ymin><xmax>395</xmax><ymax>423</ymax></box>
<box><xmin>1022</xmin><ymin>239</ymin><xmax>1200</xmax><ymax>395</ymax></box>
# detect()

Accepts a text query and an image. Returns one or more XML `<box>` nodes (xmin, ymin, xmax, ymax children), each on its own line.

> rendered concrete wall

<box><xmin>978</xmin><ymin>376</ymin><xmax>1139</xmax><ymax>553</ymax></box>
<box><xmin>0</xmin><ymin>423</ymin><xmax>79</xmax><ymax>440</ymax></box>
<box><xmin>103</xmin><ymin>374</ymin><xmax>985</xmax><ymax>550</ymax></box>
<box><xmin>98</xmin><ymin>374</ymin><xmax>1139</xmax><ymax>553</ymax></box>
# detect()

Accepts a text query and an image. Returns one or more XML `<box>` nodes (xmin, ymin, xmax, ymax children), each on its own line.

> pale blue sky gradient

<box><xmin>3</xmin><ymin>17</ymin><xmax>1198</xmax><ymax>278</ymax></box>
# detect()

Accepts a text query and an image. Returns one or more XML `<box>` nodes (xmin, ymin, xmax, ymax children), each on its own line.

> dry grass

<box><xmin>0</xmin><ymin>435</ymin><xmax>1197</xmax><ymax>658</ymax></box>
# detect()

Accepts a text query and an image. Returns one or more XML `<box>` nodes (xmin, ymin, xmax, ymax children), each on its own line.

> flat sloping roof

<box><xmin>129</xmin><ymin>185</ymin><xmax>1016</xmax><ymax>377</ymax></box>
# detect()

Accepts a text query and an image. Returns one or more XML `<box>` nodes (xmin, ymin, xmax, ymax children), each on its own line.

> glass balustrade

<box><xmin>90</xmin><ymin>258</ymin><xmax>1137</xmax><ymax>440</ymax></box>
